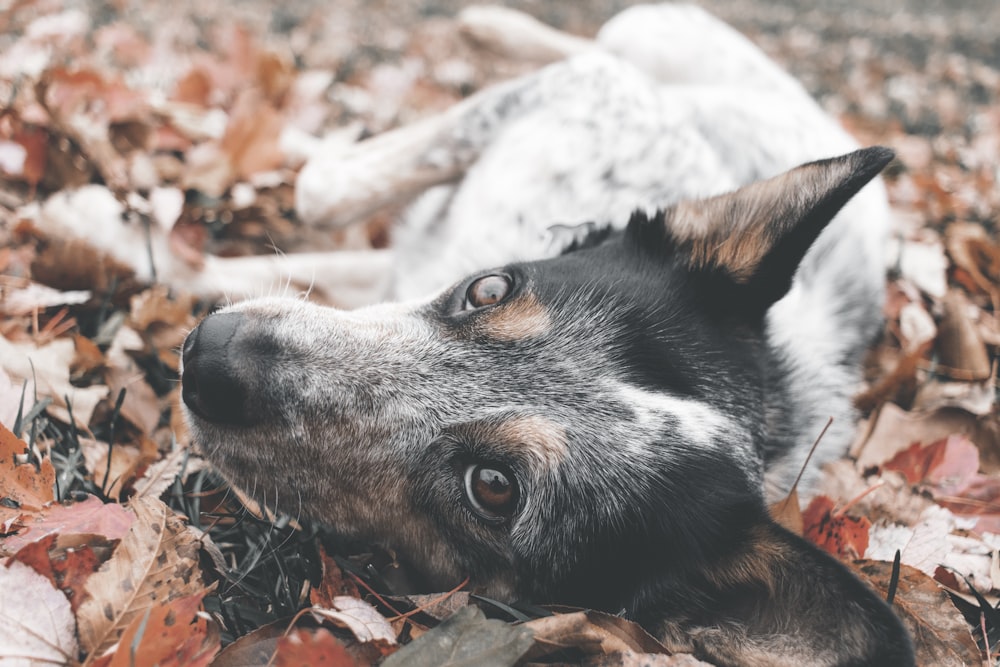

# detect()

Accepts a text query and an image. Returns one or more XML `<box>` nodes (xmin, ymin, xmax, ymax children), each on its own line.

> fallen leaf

<box><xmin>220</xmin><ymin>89</ymin><xmax>286</xmax><ymax>179</ymax></box>
<box><xmin>76</xmin><ymin>496</ymin><xmax>205</xmax><ymax>662</ymax></box>
<box><xmin>0</xmin><ymin>558</ymin><xmax>78</xmax><ymax>665</ymax></box>
<box><xmin>852</xmin><ymin>561</ymin><xmax>981</xmax><ymax>666</ymax></box>
<box><xmin>80</xmin><ymin>437</ymin><xmax>148</xmax><ymax>501</ymax></box>
<box><xmin>0</xmin><ymin>333</ymin><xmax>110</xmax><ymax>428</ymax></box>
<box><xmin>936</xmin><ymin>290</ymin><xmax>992</xmax><ymax>380</ymax></box>
<box><xmin>94</xmin><ymin>590</ymin><xmax>220</xmax><ymax>667</ymax></box>
<box><xmin>275</xmin><ymin>628</ymin><xmax>357</xmax><ymax>667</ymax></box>
<box><xmin>802</xmin><ymin>495</ymin><xmax>870</xmax><ymax>559</ymax></box>
<box><xmin>945</xmin><ymin>222</ymin><xmax>1000</xmax><ymax>295</ymax></box>
<box><xmin>311</xmin><ymin>546</ymin><xmax>361</xmax><ymax>607</ymax></box>
<box><xmin>853</xmin><ymin>403</ymin><xmax>999</xmax><ymax>472</ymax></box>
<box><xmin>522</xmin><ymin>610</ymin><xmax>670</xmax><ymax>661</ymax></box>
<box><xmin>311</xmin><ymin>595</ymin><xmax>397</xmax><ymax>646</ymax></box>
<box><xmin>1</xmin><ymin>494</ymin><xmax>133</xmax><ymax>555</ymax></box>
<box><xmin>10</xmin><ymin>532</ymin><xmax>106</xmax><ymax>611</ymax></box>
<box><xmin>379</xmin><ymin>606</ymin><xmax>534</xmax><ymax>667</ymax></box>
<box><xmin>208</xmin><ymin>620</ymin><xmax>285</xmax><ymax>667</ymax></box>
<box><xmin>768</xmin><ymin>487</ymin><xmax>803</xmax><ymax>535</ymax></box>
<box><xmin>0</xmin><ymin>422</ymin><xmax>55</xmax><ymax>512</ymax></box>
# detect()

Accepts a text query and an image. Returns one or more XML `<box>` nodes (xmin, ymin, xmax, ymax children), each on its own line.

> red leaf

<box><xmin>2</xmin><ymin>494</ymin><xmax>132</xmax><ymax>554</ymax></box>
<box><xmin>802</xmin><ymin>495</ymin><xmax>870</xmax><ymax>559</ymax></box>
<box><xmin>10</xmin><ymin>533</ymin><xmax>105</xmax><ymax>612</ymax></box>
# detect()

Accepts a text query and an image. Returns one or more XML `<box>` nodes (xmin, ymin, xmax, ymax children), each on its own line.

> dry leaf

<box><xmin>310</xmin><ymin>545</ymin><xmax>361</xmax><ymax>607</ymax></box>
<box><xmin>311</xmin><ymin>596</ymin><xmax>398</xmax><ymax>646</ymax></box>
<box><xmin>768</xmin><ymin>487</ymin><xmax>803</xmax><ymax>535</ymax></box>
<box><xmin>209</xmin><ymin>620</ymin><xmax>285</xmax><ymax>667</ymax></box>
<box><xmin>275</xmin><ymin>628</ymin><xmax>357</xmax><ymax>667</ymax></box>
<box><xmin>523</xmin><ymin>610</ymin><xmax>670</xmax><ymax>661</ymax></box>
<box><xmin>2</xmin><ymin>494</ymin><xmax>132</xmax><ymax>556</ymax></box>
<box><xmin>80</xmin><ymin>437</ymin><xmax>147</xmax><ymax>501</ymax></box>
<box><xmin>936</xmin><ymin>290</ymin><xmax>992</xmax><ymax>380</ymax></box>
<box><xmin>852</xmin><ymin>561</ymin><xmax>981</xmax><ymax>666</ymax></box>
<box><xmin>802</xmin><ymin>495</ymin><xmax>870</xmax><ymax>559</ymax></box>
<box><xmin>10</xmin><ymin>532</ymin><xmax>106</xmax><ymax>612</ymax></box>
<box><xmin>76</xmin><ymin>495</ymin><xmax>205</xmax><ymax>662</ymax></box>
<box><xmin>0</xmin><ymin>558</ymin><xmax>79</xmax><ymax>665</ymax></box>
<box><xmin>0</xmin><ymin>422</ymin><xmax>55</xmax><ymax>512</ymax></box>
<box><xmin>0</xmin><ymin>334</ymin><xmax>110</xmax><ymax>428</ymax></box>
<box><xmin>132</xmin><ymin>445</ymin><xmax>188</xmax><ymax>500</ymax></box>
<box><xmin>94</xmin><ymin>590</ymin><xmax>220</xmax><ymax>667</ymax></box>
<box><xmin>853</xmin><ymin>403</ymin><xmax>998</xmax><ymax>471</ymax></box>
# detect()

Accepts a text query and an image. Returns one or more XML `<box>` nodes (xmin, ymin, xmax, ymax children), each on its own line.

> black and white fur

<box><xmin>181</xmin><ymin>5</ymin><xmax>913</xmax><ymax>665</ymax></box>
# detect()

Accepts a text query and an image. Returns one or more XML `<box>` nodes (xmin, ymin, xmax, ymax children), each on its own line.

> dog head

<box><xmin>181</xmin><ymin>147</ymin><xmax>892</xmax><ymax>610</ymax></box>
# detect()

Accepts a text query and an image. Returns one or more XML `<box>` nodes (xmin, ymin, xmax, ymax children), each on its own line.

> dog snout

<box><xmin>182</xmin><ymin>312</ymin><xmax>253</xmax><ymax>426</ymax></box>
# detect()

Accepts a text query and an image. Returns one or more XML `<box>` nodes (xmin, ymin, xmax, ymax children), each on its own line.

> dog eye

<box><xmin>465</xmin><ymin>275</ymin><xmax>511</xmax><ymax>310</ymax></box>
<box><xmin>464</xmin><ymin>463</ymin><xmax>517</xmax><ymax>521</ymax></box>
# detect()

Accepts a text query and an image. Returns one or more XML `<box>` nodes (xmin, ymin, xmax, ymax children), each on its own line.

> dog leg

<box><xmin>295</xmin><ymin>52</ymin><xmax>637</xmax><ymax>229</ymax></box>
<box><xmin>32</xmin><ymin>184</ymin><xmax>393</xmax><ymax>307</ymax></box>
<box><xmin>456</xmin><ymin>5</ymin><xmax>597</xmax><ymax>64</ymax></box>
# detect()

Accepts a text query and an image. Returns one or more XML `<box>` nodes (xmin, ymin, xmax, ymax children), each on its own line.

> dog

<box><xmin>181</xmin><ymin>5</ymin><xmax>914</xmax><ymax>665</ymax></box>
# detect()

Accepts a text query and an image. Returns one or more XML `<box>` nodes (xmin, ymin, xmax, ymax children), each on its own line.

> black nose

<box><xmin>182</xmin><ymin>312</ymin><xmax>251</xmax><ymax>425</ymax></box>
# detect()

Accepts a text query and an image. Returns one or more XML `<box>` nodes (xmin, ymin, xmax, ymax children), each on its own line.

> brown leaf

<box><xmin>76</xmin><ymin>496</ymin><xmax>205</xmax><ymax>662</ymax></box>
<box><xmin>936</xmin><ymin>290</ymin><xmax>992</xmax><ymax>381</ymax></box>
<box><xmin>852</xmin><ymin>561</ymin><xmax>981</xmax><ymax>666</ymax></box>
<box><xmin>946</xmin><ymin>222</ymin><xmax>1000</xmax><ymax>295</ymax></box>
<box><xmin>311</xmin><ymin>545</ymin><xmax>361</xmax><ymax>607</ymax></box>
<box><xmin>80</xmin><ymin>437</ymin><xmax>147</xmax><ymax>502</ymax></box>
<box><xmin>220</xmin><ymin>90</ymin><xmax>285</xmax><ymax>179</ymax></box>
<box><xmin>802</xmin><ymin>495</ymin><xmax>870</xmax><ymax>559</ymax></box>
<box><xmin>768</xmin><ymin>486</ymin><xmax>803</xmax><ymax>535</ymax></box>
<box><xmin>522</xmin><ymin>610</ymin><xmax>670</xmax><ymax>661</ymax></box>
<box><xmin>209</xmin><ymin>620</ymin><xmax>285</xmax><ymax>667</ymax></box>
<box><xmin>0</xmin><ymin>422</ymin><xmax>54</xmax><ymax>512</ymax></box>
<box><xmin>275</xmin><ymin>628</ymin><xmax>358</xmax><ymax>667</ymax></box>
<box><xmin>13</xmin><ymin>124</ymin><xmax>48</xmax><ymax>186</ymax></box>
<box><xmin>104</xmin><ymin>366</ymin><xmax>163</xmax><ymax>437</ymax></box>
<box><xmin>95</xmin><ymin>590</ymin><xmax>220</xmax><ymax>667</ymax></box>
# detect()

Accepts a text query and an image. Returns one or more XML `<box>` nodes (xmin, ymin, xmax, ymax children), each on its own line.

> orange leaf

<box><xmin>96</xmin><ymin>591</ymin><xmax>219</xmax><ymax>667</ymax></box>
<box><xmin>802</xmin><ymin>495</ymin><xmax>870</xmax><ymax>560</ymax></box>
<box><xmin>0</xmin><ymin>422</ymin><xmax>54</xmax><ymax>512</ymax></box>
<box><xmin>275</xmin><ymin>628</ymin><xmax>357</xmax><ymax>667</ymax></box>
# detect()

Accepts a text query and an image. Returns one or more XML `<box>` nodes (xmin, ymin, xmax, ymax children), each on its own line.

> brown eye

<box><xmin>465</xmin><ymin>275</ymin><xmax>511</xmax><ymax>310</ymax></box>
<box><xmin>464</xmin><ymin>463</ymin><xmax>518</xmax><ymax>520</ymax></box>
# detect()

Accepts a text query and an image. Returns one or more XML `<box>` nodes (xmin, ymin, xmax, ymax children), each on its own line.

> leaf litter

<box><xmin>0</xmin><ymin>0</ymin><xmax>998</xmax><ymax>665</ymax></box>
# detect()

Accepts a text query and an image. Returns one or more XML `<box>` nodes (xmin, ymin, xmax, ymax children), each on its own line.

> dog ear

<box><xmin>661</xmin><ymin>146</ymin><xmax>893</xmax><ymax>308</ymax></box>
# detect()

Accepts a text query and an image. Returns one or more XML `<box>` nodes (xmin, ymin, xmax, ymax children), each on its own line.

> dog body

<box><xmin>182</xmin><ymin>5</ymin><xmax>913</xmax><ymax>665</ymax></box>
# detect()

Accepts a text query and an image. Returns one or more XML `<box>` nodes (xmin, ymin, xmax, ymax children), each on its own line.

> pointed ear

<box><xmin>662</xmin><ymin>146</ymin><xmax>894</xmax><ymax>307</ymax></box>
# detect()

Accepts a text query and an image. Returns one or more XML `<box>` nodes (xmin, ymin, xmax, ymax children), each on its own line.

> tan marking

<box><xmin>478</xmin><ymin>292</ymin><xmax>552</xmax><ymax>341</ymax></box>
<box><xmin>703</xmin><ymin>523</ymin><xmax>789</xmax><ymax>595</ymax></box>
<box><xmin>665</xmin><ymin>153</ymin><xmax>859</xmax><ymax>283</ymax></box>
<box><xmin>495</xmin><ymin>414</ymin><xmax>568</xmax><ymax>469</ymax></box>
